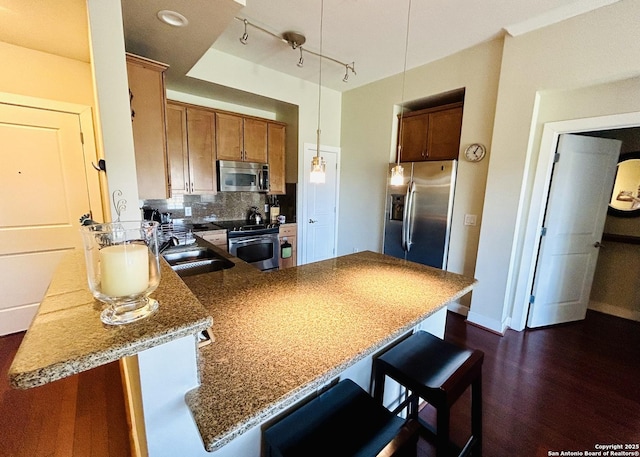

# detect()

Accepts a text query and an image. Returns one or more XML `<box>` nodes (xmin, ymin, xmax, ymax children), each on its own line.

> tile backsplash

<box><xmin>141</xmin><ymin>186</ymin><xmax>296</xmax><ymax>224</ymax></box>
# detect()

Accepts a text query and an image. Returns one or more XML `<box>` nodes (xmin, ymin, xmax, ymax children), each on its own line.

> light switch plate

<box><xmin>464</xmin><ymin>214</ymin><xmax>477</xmax><ymax>226</ymax></box>
<box><xmin>184</xmin><ymin>207</ymin><xmax>192</xmax><ymax>217</ymax></box>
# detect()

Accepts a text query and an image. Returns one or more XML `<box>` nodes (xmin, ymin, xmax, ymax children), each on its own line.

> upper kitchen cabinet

<box><xmin>268</xmin><ymin>123</ymin><xmax>286</xmax><ymax>195</ymax></box>
<box><xmin>166</xmin><ymin>101</ymin><xmax>217</xmax><ymax>196</ymax></box>
<box><xmin>216</xmin><ymin>112</ymin><xmax>268</xmax><ymax>163</ymax></box>
<box><xmin>397</xmin><ymin>103</ymin><xmax>463</xmax><ymax>162</ymax></box>
<box><xmin>126</xmin><ymin>53</ymin><xmax>170</xmax><ymax>199</ymax></box>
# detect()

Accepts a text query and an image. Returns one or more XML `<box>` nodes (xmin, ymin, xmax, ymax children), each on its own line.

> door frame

<box><xmin>510</xmin><ymin>111</ymin><xmax>640</xmax><ymax>331</ymax></box>
<box><xmin>299</xmin><ymin>143</ymin><xmax>341</xmax><ymax>266</ymax></box>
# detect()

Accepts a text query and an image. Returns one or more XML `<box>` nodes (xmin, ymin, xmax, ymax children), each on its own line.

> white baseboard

<box><xmin>466</xmin><ymin>310</ymin><xmax>509</xmax><ymax>335</ymax></box>
<box><xmin>588</xmin><ymin>301</ymin><xmax>640</xmax><ymax>323</ymax></box>
<box><xmin>0</xmin><ymin>303</ymin><xmax>38</xmax><ymax>336</ymax></box>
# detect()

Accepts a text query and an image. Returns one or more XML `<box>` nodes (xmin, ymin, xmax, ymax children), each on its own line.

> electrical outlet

<box><xmin>464</xmin><ymin>214</ymin><xmax>477</xmax><ymax>226</ymax></box>
<box><xmin>184</xmin><ymin>206</ymin><xmax>192</xmax><ymax>217</ymax></box>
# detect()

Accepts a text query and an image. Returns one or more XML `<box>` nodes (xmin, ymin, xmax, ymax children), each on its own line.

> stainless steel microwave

<box><xmin>217</xmin><ymin>160</ymin><xmax>269</xmax><ymax>192</ymax></box>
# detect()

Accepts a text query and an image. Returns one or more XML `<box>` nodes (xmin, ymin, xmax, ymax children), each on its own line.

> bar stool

<box><xmin>263</xmin><ymin>378</ymin><xmax>419</xmax><ymax>457</ymax></box>
<box><xmin>373</xmin><ymin>331</ymin><xmax>484</xmax><ymax>457</ymax></box>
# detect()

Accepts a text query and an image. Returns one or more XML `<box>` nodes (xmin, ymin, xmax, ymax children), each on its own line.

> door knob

<box><xmin>309</xmin><ymin>219</ymin><xmax>317</xmax><ymax>224</ymax></box>
<box><xmin>593</xmin><ymin>241</ymin><xmax>604</xmax><ymax>248</ymax></box>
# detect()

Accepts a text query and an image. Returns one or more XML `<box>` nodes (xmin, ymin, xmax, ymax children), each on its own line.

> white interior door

<box><xmin>0</xmin><ymin>101</ymin><xmax>102</xmax><ymax>335</ymax></box>
<box><xmin>302</xmin><ymin>144</ymin><xmax>339</xmax><ymax>265</ymax></box>
<box><xmin>527</xmin><ymin>134</ymin><xmax>621</xmax><ymax>328</ymax></box>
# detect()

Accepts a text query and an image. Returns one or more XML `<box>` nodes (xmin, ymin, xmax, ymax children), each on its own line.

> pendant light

<box><xmin>390</xmin><ymin>0</ymin><xmax>413</xmax><ymax>187</ymax></box>
<box><xmin>310</xmin><ymin>0</ymin><xmax>326</xmax><ymax>184</ymax></box>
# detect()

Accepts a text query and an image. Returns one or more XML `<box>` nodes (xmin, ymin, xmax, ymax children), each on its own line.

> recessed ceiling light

<box><xmin>156</xmin><ymin>10</ymin><xmax>189</xmax><ymax>27</ymax></box>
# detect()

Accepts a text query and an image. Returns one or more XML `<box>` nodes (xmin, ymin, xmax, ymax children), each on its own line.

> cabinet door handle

<box><xmin>190</xmin><ymin>182</ymin><xmax>194</xmax><ymax>193</ymax></box>
<box><xmin>185</xmin><ymin>182</ymin><xmax>189</xmax><ymax>192</ymax></box>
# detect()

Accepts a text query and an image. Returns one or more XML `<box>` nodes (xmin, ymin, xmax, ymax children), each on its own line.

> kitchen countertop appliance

<box><xmin>214</xmin><ymin>220</ymin><xmax>280</xmax><ymax>271</ymax></box>
<box><xmin>383</xmin><ymin>160</ymin><xmax>457</xmax><ymax>269</ymax></box>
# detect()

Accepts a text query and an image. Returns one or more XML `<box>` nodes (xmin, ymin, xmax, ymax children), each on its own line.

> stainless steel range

<box><xmin>214</xmin><ymin>220</ymin><xmax>280</xmax><ymax>271</ymax></box>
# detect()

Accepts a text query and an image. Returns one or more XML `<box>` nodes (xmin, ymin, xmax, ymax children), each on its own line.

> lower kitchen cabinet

<box><xmin>279</xmin><ymin>223</ymin><xmax>297</xmax><ymax>269</ymax></box>
<box><xmin>198</xmin><ymin>229</ymin><xmax>228</xmax><ymax>252</ymax></box>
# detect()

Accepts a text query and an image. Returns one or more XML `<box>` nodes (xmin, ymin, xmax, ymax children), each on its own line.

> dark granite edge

<box><xmin>10</xmin><ymin>316</ymin><xmax>213</xmax><ymax>390</ymax></box>
<box><xmin>189</xmin><ymin>282</ymin><xmax>475</xmax><ymax>451</ymax></box>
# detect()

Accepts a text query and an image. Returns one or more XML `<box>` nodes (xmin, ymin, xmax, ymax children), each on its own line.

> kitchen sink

<box><xmin>163</xmin><ymin>247</ymin><xmax>234</xmax><ymax>277</ymax></box>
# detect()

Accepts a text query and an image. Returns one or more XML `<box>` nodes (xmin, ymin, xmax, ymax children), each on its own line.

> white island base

<box><xmin>137</xmin><ymin>307</ymin><xmax>448</xmax><ymax>457</ymax></box>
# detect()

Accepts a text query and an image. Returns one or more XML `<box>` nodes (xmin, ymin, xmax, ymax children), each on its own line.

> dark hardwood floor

<box><xmin>2</xmin><ymin>310</ymin><xmax>639</xmax><ymax>457</ymax></box>
<box><xmin>417</xmin><ymin>310</ymin><xmax>640</xmax><ymax>457</ymax></box>
<box><xmin>0</xmin><ymin>332</ymin><xmax>131</xmax><ymax>457</ymax></box>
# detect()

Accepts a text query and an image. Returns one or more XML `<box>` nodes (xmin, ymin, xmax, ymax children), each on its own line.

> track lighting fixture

<box><xmin>239</xmin><ymin>19</ymin><xmax>249</xmax><ymax>45</ymax></box>
<box><xmin>283</xmin><ymin>31</ymin><xmax>306</xmax><ymax>50</ymax></box>
<box><xmin>234</xmin><ymin>16</ymin><xmax>356</xmax><ymax>83</ymax></box>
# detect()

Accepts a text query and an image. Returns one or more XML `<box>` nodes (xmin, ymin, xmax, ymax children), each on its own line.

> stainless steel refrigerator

<box><xmin>383</xmin><ymin>161</ymin><xmax>457</xmax><ymax>269</ymax></box>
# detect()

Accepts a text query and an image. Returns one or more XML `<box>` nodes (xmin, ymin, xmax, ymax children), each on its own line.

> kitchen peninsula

<box><xmin>8</xmin><ymin>246</ymin><xmax>475</xmax><ymax>456</ymax></box>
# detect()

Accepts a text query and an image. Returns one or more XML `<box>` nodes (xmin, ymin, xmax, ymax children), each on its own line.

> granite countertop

<box><xmin>8</xmin><ymin>249</ymin><xmax>213</xmax><ymax>389</ymax></box>
<box><xmin>181</xmin><ymin>250</ymin><xmax>476</xmax><ymax>451</ymax></box>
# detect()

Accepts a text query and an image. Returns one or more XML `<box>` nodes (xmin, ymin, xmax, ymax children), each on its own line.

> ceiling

<box><xmin>0</xmin><ymin>0</ymin><xmax>90</xmax><ymax>62</ymax></box>
<box><xmin>0</xmin><ymin>0</ymin><xmax>620</xmax><ymax>96</ymax></box>
<box><xmin>121</xmin><ymin>0</ymin><xmax>620</xmax><ymax>93</ymax></box>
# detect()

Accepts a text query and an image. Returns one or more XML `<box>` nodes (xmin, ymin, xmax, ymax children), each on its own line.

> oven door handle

<box><xmin>231</xmin><ymin>237</ymin><xmax>265</xmax><ymax>245</ymax></box>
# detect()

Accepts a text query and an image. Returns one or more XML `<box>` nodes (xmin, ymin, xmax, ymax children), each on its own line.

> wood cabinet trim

<box><xmin>126</xmin><ymin>53</ymin><xmax>168</xmax><ymax>72</ymax></box>
<box><xmin>398</xmin><ymin>102</ymin><xmax>463</xmax><ymax>120</ymax></box>
<box><xmin>167</xmin><ymin>100</ymin><xmax>286</xmax><ymax>127</ymax></box>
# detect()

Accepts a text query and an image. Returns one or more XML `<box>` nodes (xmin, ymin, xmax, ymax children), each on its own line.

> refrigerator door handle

<box><xmin>402</xmin><ymin>180</ymin><xmax>416</xmax><ymax>252</ymax></box>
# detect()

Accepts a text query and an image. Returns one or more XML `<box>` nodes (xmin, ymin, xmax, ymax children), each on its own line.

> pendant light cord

<box><xmin>397</xmin><ymin>0</ymin><xmax>412</xmax><ymax>167</ymax></box>
<box><xmin>316</xmin><ymin>0</ymin><xmax>324</xmax><ymax>159</ymax></box>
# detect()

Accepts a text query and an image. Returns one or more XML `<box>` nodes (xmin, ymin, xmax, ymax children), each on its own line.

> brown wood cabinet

<box><xmin>166</xmin><ymin>103</ymin><xmax>188</xmax><ymax>195</ymax></box>
<box><xmin>279</xmin><ymin>223</ymin><xmax>297</xmax><ymax>269</ymax></box>
<box><xmin>198</xmin><ymin>230</ymin><xmax>228</xmax><ymax>252</ymax></box>
<box><xmin>166</xmin><ymin>102</ymin><xmax>217</xmax><ymax>196</ymax></box>
<box><xmin>167</xmin><ymin>101</ymin><xmax>286</xmax><ymax>196</ymax></box>
<box><xmin>126</xmin><ymin>53</ymin><xmax>169</xmax><ymax>199</ymax></box>
<box><xmin>215</xmin><ymin>112</ymin><xmax>268</xmax><ymax>163</ymax></box>
<box><xmin>268</xmin><ymin>123</ymin><xmax>286</xmax><ymax>195</ymax></box>
<box><xmin>397</xmin><ymin>103</ymin><xmax>463</xmax><ymax>162</ymax></box>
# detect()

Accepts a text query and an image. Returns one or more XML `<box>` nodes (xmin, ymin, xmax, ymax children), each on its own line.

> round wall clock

<box><xmin>464</xmin><ymin>143</ymin><xmax>486</xmax><ymax>162</ymax></box>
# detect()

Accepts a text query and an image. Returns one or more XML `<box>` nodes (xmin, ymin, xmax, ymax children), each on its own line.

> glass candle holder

<box><xmin>80</xmin><ymin>221</ymin><xmax>160</xmax><ymax>325</ymax></box>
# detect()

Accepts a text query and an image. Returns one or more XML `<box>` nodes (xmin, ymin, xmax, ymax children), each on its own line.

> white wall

<box><xmin>339</xmin><ymin>39</ymin><xmax>503</xmax><ymax>310</ymax></box>
<box><xmin>86</xmin><ymin>0</ymin><xmax>140</xmax><ymax>220</ymax></box>
<box><xmin>470</xmin><ymin>0</ymin><xmax>640</xmax><ymax>332</ymax></box>
<box><xmin>0</xmin><ymin>42</ymin><xmax>94</xmax><ymax>105</ymax></box>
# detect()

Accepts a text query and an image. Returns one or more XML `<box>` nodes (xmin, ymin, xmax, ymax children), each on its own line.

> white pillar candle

<box><xmin>100</xmin><ymin>244</ymin><xmax>149</xmax><ymax>297</ymax></box>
